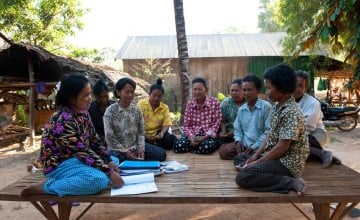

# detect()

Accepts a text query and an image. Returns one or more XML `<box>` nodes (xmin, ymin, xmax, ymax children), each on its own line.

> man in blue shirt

<box><xmin>219</xmin><ymin>74</ymin><xmax>272</xmax><ymax>160</ymax></box>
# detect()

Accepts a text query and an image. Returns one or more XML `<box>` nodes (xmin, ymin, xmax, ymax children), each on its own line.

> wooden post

<box><xmin>28</xmin><ymin>58</ymin><xmax>35</xmax><ymax>146</ymax></box>
<box><xmin>312</xmin><ymin>203</ymin><xmax>330</xmax><ymax>220</ymax></box>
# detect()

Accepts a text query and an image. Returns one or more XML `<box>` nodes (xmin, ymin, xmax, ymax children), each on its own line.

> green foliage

<box><xmin>131</xmin><ymin>59</ymin><xmax>175</xmax><ymax>83</ymax></box>
<box><xmin>169</xmin><ymin>111</ymin><xmax>181</xmax><ymax>126</ymax></box>
<box><xmin>273</xmin><ymin>0</ymin><xmax>325</xmax><ymax>56</ymax></box>
<box><xmin>258</xmin><ymin>0</ymin><xmax>285</xmax><ymax>32</ymax></box>
<box><xmin>64</xmin><ymin>46</ymin><xmax>104</xmax><ymax>63</ymax></box>
<box><xmin>15</xmin><ymin>105</ymin><xmax>28</xmax><ymax>126</ymax></box>
<box><xmin>0</xmin><ymin>0</ymin><xmax>87</xmax><ymax>50</ymax></box>
<box><xmin>271</xmin><ymin>0</ymin><xmax>360</xmax><ymax>84</ymax></box>
<box><xmin>0</xmin><ymin>0</ymin><xmax>108</xmax><ymax>63</ymax></box>
<box><xmin>15</xmin><ymin>90</ymin><xmax>29</xmax><ymax>126</ymax></box>
<box><xmin>301</xmin><ymin>0</ymin><xmax>360</xmax><ymax>80</ymax></box>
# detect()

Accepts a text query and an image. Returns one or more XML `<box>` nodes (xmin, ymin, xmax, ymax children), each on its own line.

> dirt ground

<box><xmin>0</xmin><ymin>126</ymin><xmax>359</xmax><ymax>220</ymax></box>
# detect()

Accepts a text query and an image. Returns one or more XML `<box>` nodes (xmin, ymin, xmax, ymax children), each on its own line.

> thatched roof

<box><xmin>0</xmin><ymin>33</ymin><xmax>148</xmax><ymax>99</ymax></box>
<box><xmin>313</xmin><ymin>56</ymin><xmax>353</xmax><ymax>79</ymax></box>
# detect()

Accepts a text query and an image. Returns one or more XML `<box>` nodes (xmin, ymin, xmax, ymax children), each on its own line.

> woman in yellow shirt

<box><xmin>138</xmin><ymin>79</ymin><xmax>177</xmax><ymax>150</ymax></box>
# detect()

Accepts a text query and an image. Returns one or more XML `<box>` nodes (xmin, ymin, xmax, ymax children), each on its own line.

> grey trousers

<box><xmin>234</xmin><ymin>154</ymin><xmax>295</xmax><ymax>194</ymax></box>
<box><xmin>109</xmin><ymin>142</ymin><xmax>166</xmax><ymax>163</ymax></box>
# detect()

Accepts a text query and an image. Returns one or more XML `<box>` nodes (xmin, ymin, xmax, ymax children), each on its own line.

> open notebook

<box><xmin>111</xmin><ymin>173</ymin><xmax>158</xmax><ymax>196</ymax></box>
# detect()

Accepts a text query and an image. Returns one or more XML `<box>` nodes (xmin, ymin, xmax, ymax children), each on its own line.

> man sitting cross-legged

<box><xmin>219</xmin><ymin>74</ymin><xmax>272</xmax><ymax>160</ymax></box>
<box><xmin>294</xmin><ymin>70</ymin><xmax>341</xmax><ymax>168</ymax></box>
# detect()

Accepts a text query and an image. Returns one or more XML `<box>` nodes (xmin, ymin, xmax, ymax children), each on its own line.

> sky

<box><xmin>69</xmin><ymin>0</ymin><xmax>262</xmax><ymax>49</ymax></box>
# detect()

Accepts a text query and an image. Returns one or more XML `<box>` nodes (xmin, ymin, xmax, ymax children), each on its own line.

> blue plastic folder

<box><xmin>119</xmin><ymin>160</ymin><xmax>160</xmax><ymax>170</ymax></box>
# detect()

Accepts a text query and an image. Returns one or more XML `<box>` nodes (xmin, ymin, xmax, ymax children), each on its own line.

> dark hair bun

<box><xmin>156</xmin><ymin>78</ymin><xmax>163</xmax><ymax>86</ymax></box>
<box><xmin>97</xmin><ymin>79</ymin><xmax>107</xmax><ymax>86</ymax></box>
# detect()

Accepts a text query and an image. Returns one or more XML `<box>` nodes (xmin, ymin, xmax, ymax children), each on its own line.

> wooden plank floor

<box><xmin>1</xmin><ymin>151</ymin><xmax>360</xmax><ymax>204</ymax></box>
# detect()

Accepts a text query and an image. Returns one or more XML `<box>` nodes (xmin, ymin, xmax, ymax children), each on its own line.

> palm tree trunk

<box><xmin>173</xmin><ymin>0</ymin><xmax>190</xmax><ymax>123</ymax></box>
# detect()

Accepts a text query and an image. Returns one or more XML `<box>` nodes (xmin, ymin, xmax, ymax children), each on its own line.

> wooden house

<box><xmin>116</xmin><ymin>33</ymin><xmax>338</xmax><ymax>111</ymax></box>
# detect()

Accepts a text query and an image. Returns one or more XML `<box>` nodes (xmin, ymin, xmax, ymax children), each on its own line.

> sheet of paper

<box><xmin>122</xmin><ymin>172</ymin><xmax>154</xmax><ymax>184</ymax></box>
<box><xmin>111</xmin><ymin>173</ymin><xmax>158</xmax><ymax>196</ymax></box>
<box><xmin>120</xmin><ymin>169</ymin><xmax>162</xmax><ymax>176</ymax></box>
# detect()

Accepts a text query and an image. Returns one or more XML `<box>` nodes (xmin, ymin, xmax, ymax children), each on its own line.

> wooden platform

<box><xmin>0</xmin><ymin>152</ymin><xmax>359</xmax><ymax>220</ymax></box>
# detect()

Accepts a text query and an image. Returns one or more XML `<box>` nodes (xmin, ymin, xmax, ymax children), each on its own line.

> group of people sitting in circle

<box><xmin>21</xmin><ymin>63</ymin><xmax>341</xmax><ymax>199</ymax></box>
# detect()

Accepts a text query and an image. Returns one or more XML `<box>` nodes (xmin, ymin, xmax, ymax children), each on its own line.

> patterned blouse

<box><xmin>220</xmin><ymin>97</ymin><xmax>245</xmax><ymax>133</ymax></box>
<box><xmin>40</xmin><ymin>107</ymin><xmax>113</xmax><ymax>175</ymax></box>
<box><xmin>104</xmin><ymin>102</ymin><xmax>145</xmax><ymax>152</ymax></box>
<box><xmin>183</xmin><ymin>96</ymin><xmax>222</xmax><ymax>138</ymax></box>
<box><xmin>137</xmin><ymin>98</ymin><xmax>172</xmax><ymax>136</ymax></box>
<box><xmin>88</xmin><ymin>100</ymin><xmax>115</xmax><ymax>139</ymax></box>
<box><xmin>265</xmin><ymin>96</ymin><xmax>309</xmax><ymax>178</ymax></box>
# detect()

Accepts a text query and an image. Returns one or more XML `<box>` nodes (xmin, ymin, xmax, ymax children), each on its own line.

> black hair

<box><xmin>242</xmin><ymin>74</ymin><xmax>262</xmax><ymax>90</ymax></box>
<box><xmin>294</xmin><ymin>70</ymin><xmax>311</xmax><ymax>89</ymax></box>
<box><xmin>192</xmin><ymin>77</ymin><xmax>207</xmax><ymax>87</ymax></box>
<box><xmin>150</xmin><ymin>78</ymin><xmax>165</xmax><ymax>94</ymax></box>
<box><xmin>55</xmin><ymin>73</ymin><xmax>89</xmax><ymax>108</ymax></box>
<box><xmin>232</xmin><ymin>78</ymin><xmax>242</xmax><ymax>86</ymax></box>
<box><xmin>114</xmin><ymin>77</ymin><xmax>136</xmax><ymax>98</ymax></box>
<box><xmin>93</xmin><ymin>79</ymin><xmax>109</xmax><ymax>97</ymax></box>
<box><xmin>263</xmin><ymin>63</ymin><xmax>296</xmax><ymax>94</ymax></box>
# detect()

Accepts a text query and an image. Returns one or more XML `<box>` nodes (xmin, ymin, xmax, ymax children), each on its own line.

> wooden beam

<box><xmin>28</xmin><ymin>58</ymin><xmax>35</xmax><ymax>147</ymax></box>
<box><xmin>0</xmin><ymin>31</ymin><xmax>13</xmax><ymax>45</ymax></box>
<box><xmin>0</xmin><ymin>82</ymin><xmax>58</xmax><ymax>89</ymax></box>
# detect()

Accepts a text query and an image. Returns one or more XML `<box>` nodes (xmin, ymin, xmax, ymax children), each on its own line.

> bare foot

<box><xmin>292</xmin><ymin>178</ymin><xmax>307</xmax><ymax>196</ymax></box>
<box><xmin>235</xmin><ymin>164</ymin><xmax>247</xmax><ymax>172</ymax></box>
<box><xmin>21</xmin><ymin>181</ymin><xmax>45</xmax><ymax>196</ymax></box>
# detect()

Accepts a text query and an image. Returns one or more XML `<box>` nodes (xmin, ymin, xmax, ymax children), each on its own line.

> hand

<box><xmin>235</xmin><ymin>157</ymin><xmax>258</xmax><ymax>172</ymax></box>
<box><xmin>244</xmin><ymin>147</ymin><xmax>254</xmax><ymax>154</ymax></box>
<box><xmin>245</xmin><ymin>160</ymin><xmax>257</xmax><ymax>168</ymax></box>
<box><xmin>199</xmin><ymin>135</ymin><xmax>208</xmax><ymax>142</ymax></box>
<box><xmin>225</xmin><ymin>132</ymin><xmax>234</xmax><ymax>139</ymax></box>
<box><xmin>235</xmin><ymin>141</ymin><xmax>244</xmax><ymax>153</ymax></box>
<box><xmin>108</xmin><ymin>161</ymin><xmax>119</xmax><ymax>173</ymax></box>
<box><xmin>246</xmin><ymin>154</ymin><xmax>259</xmax><ymax>164</ymax></box>
<box><xmin>137</xmin><ymin>148</ymin><xmax>145</xmax><ymax>159</ymax></box>
<box><xmin>109</xmin><ymin>172</ymin><xmax>124</xmax><ymax>188</ymax></box>
<box><xmin>190</xmin><ymin>136</ymin><xmax>202</xmax><ymax>147</ymax></box>
<box><xmin>155</xmin><ymin>132</ymin><xmax>164</xmax><ymax>140</ymax></box>
<box><xmin>125</xmin><ymin>150</ymin><xmax>137</xmax><ymax>159</ymax></box>
<box><xmin>219</xmin><ymin>132</ymin><xmax>227</xmax><ymax>139</ymax></box>
<box><xmin>235</xmin><ymin>163</ymin><xmax>247</xmax><ymax>172</ymax></box>
<box><xmin>145</xmin><ymin>135</ymin><xmax>157</xmax><ymax>144</ymax></box>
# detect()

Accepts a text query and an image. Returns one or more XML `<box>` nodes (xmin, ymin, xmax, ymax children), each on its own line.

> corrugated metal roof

<box><xmin>116</xmin><ymin>33</ymin><xmax>289</xmax><ymax>59</ymax></box>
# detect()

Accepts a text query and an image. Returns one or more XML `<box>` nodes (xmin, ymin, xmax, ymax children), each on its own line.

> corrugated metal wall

<box><xmin>248</xmin><ymin>57</ymin><xmax>284</xmax><ymax>92</ymax></box>
<box><xmin>249</xmin><ymin>56</ymin><xmax>315</xmax><ymax>93</ymax></box>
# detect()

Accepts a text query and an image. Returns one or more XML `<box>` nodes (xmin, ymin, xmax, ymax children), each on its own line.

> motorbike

<box><xmin>319</xmin><ymin>100</ymin><xmax>360</xmax><ymax>131</ymax></box>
